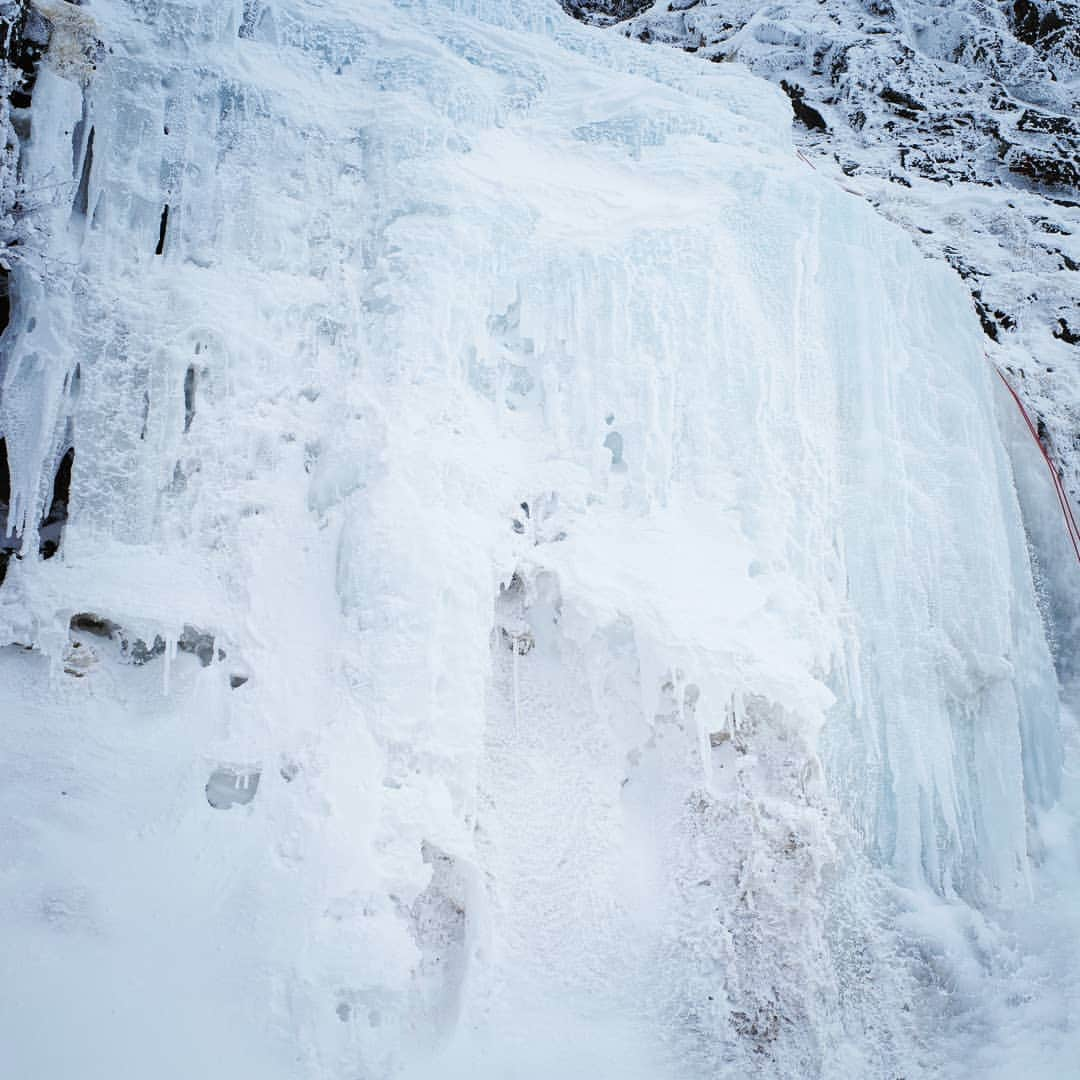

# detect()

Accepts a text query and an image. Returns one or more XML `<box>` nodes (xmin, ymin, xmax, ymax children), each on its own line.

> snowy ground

<box><xmin>0</xmin><ymin>1</ymin><xmax>1077</xmax><ymax>1077</ymax></box>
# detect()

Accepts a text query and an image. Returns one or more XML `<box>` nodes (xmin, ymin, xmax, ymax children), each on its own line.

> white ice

<box><xmin>0</xmin><ymin>0</ymin><xmax>1076</xmax><ymax>1077</ymax></box>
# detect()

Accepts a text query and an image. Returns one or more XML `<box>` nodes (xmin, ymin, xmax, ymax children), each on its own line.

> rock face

<box><xmin>566</xmin><ymin>0</ymin><xmax>1080</xmax><ymax>568</ymax></box>
<box><xmin>0</xmin><ymin>1</ymin><xmax>1077</xmax><ymax>1079</ymax></box>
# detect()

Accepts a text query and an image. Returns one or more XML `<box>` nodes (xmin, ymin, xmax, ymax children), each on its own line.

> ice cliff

<box><xmin>0</xmin><ymin>1</ymin><xmax>1077</xmax><ymax>1078</ymax></box>
<box><xmin>567</xmin><ymin>0</ymin><xmax>1080</xmax><ymax>622</ymax></box>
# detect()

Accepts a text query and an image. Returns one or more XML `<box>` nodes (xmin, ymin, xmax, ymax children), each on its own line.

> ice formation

<box><xmin>570</xmin><ymin>0</ymin><xmax>1080</xmax><ymax>592</ymax></box>
<box><xmin>0</xmin><ymin>1</ymin><xmax>1077</xmax><ymax>1077</ymax></box>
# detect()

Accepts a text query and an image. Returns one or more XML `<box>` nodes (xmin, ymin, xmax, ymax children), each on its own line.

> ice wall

<box><xmin>0</xmin><ymin>0</ymin><xmax>1070</xmax><ymax>1077</ymax></box>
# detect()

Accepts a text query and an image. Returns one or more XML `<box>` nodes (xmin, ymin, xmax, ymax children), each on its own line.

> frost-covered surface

<box><xmin>583</xmin><ymin>0</ymin><xmax>1080</xmax><ymax>563</ymax></box>
<box><xmin>0</xmin><ymin>0</ymin><xmax>1077</xmax><ymax>1077</ymax></box>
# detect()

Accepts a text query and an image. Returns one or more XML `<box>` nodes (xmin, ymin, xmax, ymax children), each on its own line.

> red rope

<box><xmin>795</xmin><ymin>149</ymin><xmax>864</xmax><ymax>195</ymax></box>
<box><xmin>994</xmin><ymin>366</ymin><xmax>1080</xmax><ymax>563</ymax></box>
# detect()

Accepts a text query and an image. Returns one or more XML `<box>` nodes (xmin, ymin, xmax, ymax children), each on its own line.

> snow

<box><xmin>0</xmin><ymin>0</ymin><xmax>1076</xmax><ymax>1077</ymax></box>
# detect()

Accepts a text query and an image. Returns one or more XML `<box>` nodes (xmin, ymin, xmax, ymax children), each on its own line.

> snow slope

<box><xmin>0</xmin><ymin>0</ymin><xmax>1075</xmax><ymax>1077</ymax></box>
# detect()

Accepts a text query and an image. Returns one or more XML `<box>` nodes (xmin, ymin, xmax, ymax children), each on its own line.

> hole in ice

<box><xmin>70</xmin><ymin>613</ymin><xmax>119</xmax><ymax>638</ymax></box>
<box><xmin>335</xmin><ymin>1001</ymin><xmax>351</xmax><ymax>1022</ymax></box>
<box><xmin>279</xmin><ymin>760</ymin><xmax>299</xmax><ymax>783</ymax></box>
<box><xmin>183</xmin><ymin>365</ymin><xmax>197</xmax><ymax>432</ymax></box>
<box><xmin>39</xmin><ymin>447</ymin><xmax>74</xmax><ymax>560</ymax></box>
<box><xmin>155</xmin><ymin>204</ymin><xmax>169</xmax><ymax>256</ymax></box>
<box><xmin>603</xmin><ymin>430</ymin><xmax>627</xmax><ymax>471</ymax></box>
<box><xmin>605</xmin><ymin>412</ymin><xmax>615</xmax><ymax>425</ymax></box>
<box><xmin>72</xmin><ymin>126</ymin><xmax>94</xmax><ymax>217</ymax></box>
<box><xmin>229</xmin><ymin>673</ymin><xmax>248</xmax><ymax>689</ymax></box>
<box><xmin>205</xmin><ymin>766</ymin><xmax>260</xmax><ymax>810</ymax></box>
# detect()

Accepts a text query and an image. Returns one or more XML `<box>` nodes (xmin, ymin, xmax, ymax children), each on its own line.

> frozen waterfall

<box><xmin>0</xmin><ymin>0</ymin><xmax>1076</xmax><ymax>1077</ymax></box>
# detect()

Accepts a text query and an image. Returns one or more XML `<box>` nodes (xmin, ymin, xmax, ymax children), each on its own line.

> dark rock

<box><xmin>559</xmin><ymin>0</ymin><xmax>653</xmax><ymax>25</ymax></box>
<box><xmin>178</xmin><ymin>624</ymin><xmax>215</xmax><ymax>667</ymax></box>
<box><xmin>974</xmin><ymin>296</ymin><xmax>1000</xmax><ymax>340</ymax></box>
<box><xmin>879</xmin><ymin>86</ymin><xmax>925</xmax><ymax>112</ymax></box>
<box><xmin>1037</xmin><ymin>219</ymin><xmax>1072</xmax><ymax>234</ymax></box>
<box><xmin>39</xmin><ymin>447</ymin><xmax>74</xmax><ymax>560</ymax></box>
<box><xmin>1018</xmin><ymin>109</ymin><xmax>1079</xmax><ymax>138</ymax></box>
<box><xmin>780</xmin><ymin>81</ymin><xmax>828</xmax><ymax>132</ymax></box>
<box><xmin>129</xmin><ymin>634</ymin><xmax>166</xmax><ymax>664</ymax></box>
<box><xmin>1054</xmin><ymin>319</ymin><xmax>1080</xmax><ymax>345</ymax></box>
<box><xmin>2</xmin><ymin>2</ymin><xmax>51</xmax><ymax>111</ymax></box>
<box><xmin>1006</xmin><ymin>147</ymin><xmax>1080</xmax><ymax>191</ymax></box>
<box><xmin>1010</xmin><ymin>0</ymin><xmax>1068</xmax><ymax>47</ymax></box>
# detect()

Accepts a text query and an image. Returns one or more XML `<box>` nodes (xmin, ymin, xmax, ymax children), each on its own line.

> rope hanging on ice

<box><xmin>794</xmin><ymin>148</ymin><xmax>865</xmax><ymax>197</ymax></box>
<box><xmin>994</xmin><ymin>365</ymin><xmax>1080</xmax><ymax>564</ymax></box>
